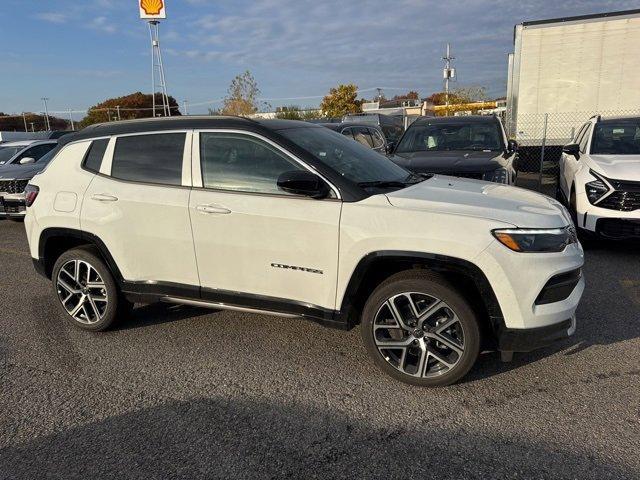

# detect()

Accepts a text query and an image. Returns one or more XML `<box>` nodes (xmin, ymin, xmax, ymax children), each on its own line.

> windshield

<box><xmin>279</xmin><ymin>126</ymin><xmax>413</xmax><ymax>187</ymax></box>
<box><xmin>0</xmin><ymin>146</ymin><xmax>21</xmax><ymax>165</ymax></box>
<box><xmin>396</xmin><ymin>122</ymin><xmax>503</xmax><ymax>153</ymax></box>
<box><xmin>591</xmin><ymin>122</ymin><xmax>640</xmax><ymax>155</ymax></box>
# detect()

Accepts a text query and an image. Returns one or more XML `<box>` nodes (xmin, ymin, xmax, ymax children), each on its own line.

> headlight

<box><xmin>585</xmin><ymin>170</ymin><xmax>610</xmax><ymax>204</ymax></box>
<box><xmin>492</xmin><ymin>226</ymin><xmax>577</xmax><ymax>253</ymax></box>
<box><xmin>484</xmin><ymin>167</ymin><xmax>508</xmax><ymax>184</ymax></box>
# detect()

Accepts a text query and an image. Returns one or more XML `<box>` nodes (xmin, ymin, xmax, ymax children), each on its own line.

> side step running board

<box><xmin>161</xmin><ymin>296</ymin><xmax>300</xmax><ymax>318</ymax></box>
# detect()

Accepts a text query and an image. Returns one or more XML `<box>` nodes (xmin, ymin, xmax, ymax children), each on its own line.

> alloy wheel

<box><xmin>56</xmin><ymin>259</ymin><xmax>109</xmax><ymax>324</ymax></box>
<box><xmin>373</xmin><ymin>292</ymin><xmax>465</xmax><ymax>378</ymax></box>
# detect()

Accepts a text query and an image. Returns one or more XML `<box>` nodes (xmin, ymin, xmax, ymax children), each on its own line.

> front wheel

<box><xmin>361</xmin><ymin>270</ymin><xmax>480</xmax><ymax>387</ymax></box>
<box><xmin>51</xmin><ymin>247</ymin><xmax>131</xmax><ymax>331</ymax></box>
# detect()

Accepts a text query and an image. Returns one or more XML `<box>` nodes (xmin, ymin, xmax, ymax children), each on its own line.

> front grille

<box><xmin>596</xmin><ymin>219</ymin><xmax>640</xmax><ymax>239</ymax></box>
<box><xmin>444</xmin><ymin>171</ymin><xmax>484</xmax><ymax>180</ymax></box>
<box><xmin>0</xmin><ymin>179</ymin><xmax>29</xmax><ymax>194</ymax></box>
<box><xmin>597</xmin><ymin>178</ymin><xmax>640</xmax><ymax>211</ymax></box>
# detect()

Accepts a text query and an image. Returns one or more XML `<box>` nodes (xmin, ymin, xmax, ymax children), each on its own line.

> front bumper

<box><xmin>496</xmin><ymin>316</ymin><xmax>576</xmax><ymax>352</ymax></box>
<box><xmin>0</xmin><ymin>192</ymin><xmax>26</xmax><ymax>217</ymax></box>
<box><xmin>575</xmin><ymin>192</ymin><xmax>640</xmax><ymax>238</ymax></box>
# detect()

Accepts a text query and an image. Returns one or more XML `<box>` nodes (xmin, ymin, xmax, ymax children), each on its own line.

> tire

<box><xmin>51</xmin><ymin>246</ymin><xmax>130</xmax><ymax>331</ymax></box>
<box><xmin>361</xmin><ymin>270</ymin><xmax>480</xmax><ymax>387</ymax></box>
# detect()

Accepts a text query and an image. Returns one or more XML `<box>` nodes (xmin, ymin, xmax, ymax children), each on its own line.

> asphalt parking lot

<box><xmin>0</xmin><ymin>219</ymin><xmax>638</xmax><ymax>479</ymax></box>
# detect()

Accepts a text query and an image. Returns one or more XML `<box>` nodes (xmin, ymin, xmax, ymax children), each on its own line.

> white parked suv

<box><xmin>559</xmin><ymin>115</ymin><xmax>640</xmax><ymax>239</ymax></box>
<box><xmin>25</xmin><ymin>117</ymin><xmax>584</xmax><ymax>386</ymax></box>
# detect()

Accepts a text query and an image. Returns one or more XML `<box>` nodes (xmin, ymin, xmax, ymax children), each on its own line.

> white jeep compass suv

<box><xmin>24</xmin><ymin>117</ymin><xmax>584</xmax><ymax>387</ymax></box>
<box><xmin>559</xmin><ymin>115</ymin><xmax>640</xmax><ymax>239</ymax></box>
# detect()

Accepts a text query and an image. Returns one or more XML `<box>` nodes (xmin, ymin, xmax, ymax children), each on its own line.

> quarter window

<box><xmin>83</xmin><ymin>139</ymin><xmax>109</xmax><ymax>173</ymax></box>
<box><xmin>111</xmin><ymin>133</ymin><xmax>185</xmax><ymax>185</ymax></box>
<box><xmin>199</xmin><ymin>132</ymin><xmax>305</xmax><ymax>195</ymax></box>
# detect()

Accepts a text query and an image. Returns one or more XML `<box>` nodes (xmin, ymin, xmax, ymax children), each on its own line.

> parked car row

<box><xmin>558</xmin><ymin>115</ymin><xmax>640</xmax><ymax>240</ymax></box>
<box><xmin>22</xmin><ymin>116</ymin><xmax>583</xmax><ymax>387</ymax></box>
<box><xmin>0</xmin><ymin>140</ymin><xmax>59</xmax><ymax>218</ymax></box>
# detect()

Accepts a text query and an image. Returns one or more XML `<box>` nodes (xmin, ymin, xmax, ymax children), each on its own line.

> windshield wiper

<box><xmin>357</xmin><ymin>173</ymin><xmax>430</xmax><ymax>190</ymax></box>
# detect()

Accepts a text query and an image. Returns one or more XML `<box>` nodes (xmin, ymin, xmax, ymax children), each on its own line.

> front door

<box><xmin>189</xmin><ymin>130</ymin><xmax>342</xmax><ymax>312</ymax></box>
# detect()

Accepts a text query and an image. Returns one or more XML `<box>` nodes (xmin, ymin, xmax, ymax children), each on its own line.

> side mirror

<box><xmin>277</xmin><ymin>170</ymin><xmax>330</xmax><ymax>199</ymax></box>
<box><xmin>507</xmin><ymin>139</ymin><xmax>518</xmax><ymax>153</ymax></box>
<box><xmin>19</xmin><ymin>157</ymin><xmax>35</xmax><ymax>165</ymax></box>
<box><xmin>562</xmin><ymin>143</ymin><xmax>580</xmax><ymax>158</ymax></box>
<box><xmin>386</xmin><ymin>141</ymin><xmax>396</xmax><ymax>154</ymax></box>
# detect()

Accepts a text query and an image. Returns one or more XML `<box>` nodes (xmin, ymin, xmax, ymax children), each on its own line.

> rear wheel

<box><xmin>52</xmin><ymin>247</ymin><xmax>131</xmax><ymax>331</ymax></box>
<box><xmin>361</xmin><ymin>270</ymin><xmax>480</xmax><ymax>387</ymax></box>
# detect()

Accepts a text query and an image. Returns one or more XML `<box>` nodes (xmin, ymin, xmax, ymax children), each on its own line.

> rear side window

<box><xmin>111</xmin><ymin>133</ymin><xmax>185</xmax><ymax>185</ymax></box>
<box><xmin>352</xmin><ymin>126</ymin><xmax>374</xmax><ymax>148</ymax></box>
<box><xmin>369</xmin><ymin>128</ymin><xmax>385</xmax><ymax>149</ymax></box>
<box><xmin>83</xmin><ymin>139</ymin><xmax>109</xmax><ymax>172</ymax></box>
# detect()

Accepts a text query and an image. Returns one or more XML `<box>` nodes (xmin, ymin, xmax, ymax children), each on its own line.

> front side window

<box><xmin>579</xmin><ymin>126</ymin><xmax>592</xmax><ymax>153</ymax></box>
<box><xmin>0</xmin><ymin>146</ymin><xmax>21</xmax><ymax>165</ymax></box>
<box><xmin>352</xmin><ymin>126</ymin><xmax>374</xmax><ymax>148</ymax></box>
<box><xmin>591</xmin><ymin>121</ymin><xmax>640</xmax><ymax>155</ymax></box>
<box><xmin>396</xmin><ymin>122</ymin><xmax>503</xmax><ymax>153</ymax></box>
<box><xmin>111</xmin><ymin>133</ymin><xmax>185</xmax><ymax>185</ymax></box>
<box><xmin>199</xmin><ymin>132</ymin><xmax>305</xmax><ymax>195</ymax></box>
<box><xmin>17</xmin><ymin>144</ymin><xmax>56</xmax><ymax>163</ymax></box>
<box><xmin>370</xmin><ymin>128</ymin><xmax>385</xmax><ymax>149</ymax></box>
<box><xmin>278</xmin><ymin>126</ymin><xmax>411</xmax><ymax>185</ymax></box>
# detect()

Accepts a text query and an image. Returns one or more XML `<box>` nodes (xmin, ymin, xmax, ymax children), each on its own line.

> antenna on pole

<box><xmin>140</xmin><ymin>1</ymin><xmax>170</xmax><ymax>117</ymax></box>
<box><xmin>442</xmin><ymin>43</ymin><xmax>455</xmax><ymax>116</ymax></box>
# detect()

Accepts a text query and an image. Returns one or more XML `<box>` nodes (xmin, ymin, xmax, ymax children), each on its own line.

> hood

<box><xmin>588</xmin><ymin>155</ymin><xmax>640</xmax><ymax>181</ymax></box>
<box><xmin>390</xmin><ymin>150</ymin><xmax>506</xmax><ymax>174</ymax></box>
<box><xmin>385</xmin><ymin>175</ymin><xmax>570</xmax><ymax>229</ymax></box>
<box><xmin>0</xmin><ymin>162</ymin><xmax>46</xmax><ymax>180</ymax></box>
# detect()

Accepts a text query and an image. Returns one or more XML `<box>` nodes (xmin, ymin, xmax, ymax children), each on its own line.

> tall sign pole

<box><xmin>442</xmin><ymin>43</ymin><xmax>455</xmax><ymax>117</ymax></box>
<box><xmin>140</xmin><ymin>1</ymin><xmax>170</xmax><ymax>117</ymax></box>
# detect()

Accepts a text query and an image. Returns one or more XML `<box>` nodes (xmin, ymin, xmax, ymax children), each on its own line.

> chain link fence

<box><xmin>508</xmin><ymin>110</ymin><xmax>640</xmax><ymax>196</ymax></box>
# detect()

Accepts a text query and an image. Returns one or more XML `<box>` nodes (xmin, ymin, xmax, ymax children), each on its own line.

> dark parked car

<box><xmin>388</xmin><ymin>115</ymin><xmax>517</xmax><ymax>184</ymax></box>
<box><xmin>342</xmin><ymin>113</ymin><xmax>405</xmax><ymax>144</ymax></box>
<box><xmin>321</xmin><ymin>123</ymin><xmax>388</xmax><ymax>154</ymax></box>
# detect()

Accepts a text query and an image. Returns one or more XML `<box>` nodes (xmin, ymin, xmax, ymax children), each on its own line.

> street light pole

<box><xmin>22</xmin><ymin>112</ymin><xmax>28</xmax><ymax>132</ymax></box>
<box><xmin>41</xmin><ymin>97</ymin><xmax>51</xmax><ymax>131</ymax></box>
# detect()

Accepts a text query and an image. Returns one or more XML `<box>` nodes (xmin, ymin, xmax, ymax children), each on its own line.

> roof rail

<box><xmin>589</xmin><ymin>114</ymin><xmax>602</xmax><ymax>122</ymax></box>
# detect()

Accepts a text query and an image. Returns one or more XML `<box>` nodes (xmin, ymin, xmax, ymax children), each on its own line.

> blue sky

<box><xmin>2</xmin><ymin>0</ymin><xmax>639</xmax><ymax>117</ymax></box>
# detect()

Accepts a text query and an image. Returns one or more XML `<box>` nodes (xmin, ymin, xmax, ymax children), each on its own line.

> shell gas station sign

<box><xmin>139</xmin><ymin>0</ymin><xmax>167</xmax><ymax>20</ymax></box>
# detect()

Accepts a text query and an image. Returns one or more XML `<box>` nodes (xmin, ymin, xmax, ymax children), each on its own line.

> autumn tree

<box><xmin>392</xmin><ymin>91</ymin><xmax>420</xmax><ymax>101</ymax></box>
<box><xmin>0</xmin><ymin>112</ymin><xmax>69</xmax><ymax>131</ymax></box>
<box><xmin>79</xmin><ymin>92</ymin><xmax>181</xmax><ymax>128</ymax></box>
<box><xmin>426</xmin><ymin>86</ymin><xmax>487</xmax><ymax>106</ymax></box>
<box><xmin>221</xmin><ymin>71</ymin><xmax>261</xmax><ymax>116</ymax></box>
<box><xmin>320</xmin><ymin>84</ymin><xmax>362</xmax><ymax>118</ymax></box>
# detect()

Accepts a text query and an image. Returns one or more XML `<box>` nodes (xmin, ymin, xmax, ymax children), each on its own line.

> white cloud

<box><xmin>36</xmin><ymin>12</ymin><xmax>68</xmax><ymax>24</ymax></box>
<box><xmin>89</xmin><ymin>16</ymin><xmax>117</xmax><ymax>34</ymax></box>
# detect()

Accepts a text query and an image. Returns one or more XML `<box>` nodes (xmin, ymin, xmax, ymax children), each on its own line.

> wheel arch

<box><xmin>338</xmin><ymin>251</ymin><xmax>504</xmax><ymax>341</ymax></box>
<box><xmin>38</xmin><ymin>228</ymin><xmax>123</xmax><ymax>282</ymax></box>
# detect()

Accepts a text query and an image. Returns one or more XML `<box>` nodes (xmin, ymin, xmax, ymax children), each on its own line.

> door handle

<box><xmin>91</xmin><ymin>194</ymin><xmax>118</xmax><ymax>202</ymax></box>
<box><xmin>196</xmin><ymin>204</ymin><xmax>231</xmax><ymax>214</ymax></box>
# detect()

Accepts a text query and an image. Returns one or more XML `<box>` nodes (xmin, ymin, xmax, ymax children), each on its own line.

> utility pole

<box><xmin>41</xmin><ymin>97</ymin><xmax>51</xmax><ymax>131</ymax></box>
<box><xmin>68</xmin><ymin>109</ymin><xmax>75</xmax><ymax>131</ymax></box>
<box><xmin>22</xmin><ymin>112</ymin><xmax>28</xmax><ymax>132</ymax></box>
<box><xmin>183</xmin><ymin>100</ymin><xmax>188</xmax><ymax>115</ymax></box>
<box><xmin>442</xmin><ymin>43</ymin><xmax>455</xmax><ymax>116</ymax></box>
<box><xmin>116</xmin><ymin>105</ymin><xmax>121</xmax><ymax>121</ymax></box>
<box><xmin>376</xmin><ymin>88</ymin><xmax>384</xmax><ymax>103</ymax></box>
<box><xmin>29</xmin><ymin>122</ymin><xmax>35</xmax><ymax>132</ymax></box>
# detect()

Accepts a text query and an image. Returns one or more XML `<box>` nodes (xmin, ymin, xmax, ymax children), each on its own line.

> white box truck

<box><xmin>506</xmin><ymin>9</ymin><xmax>640</xmax><ymax>145</ymax></box>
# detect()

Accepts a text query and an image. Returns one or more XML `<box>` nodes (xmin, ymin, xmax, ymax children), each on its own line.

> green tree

<box><xmin>221</xmin><ymin>70</ymin><xmax>260</xmax><ymax>116</ymax></box>
<box><xmin>79</xmin><ymin>92</ymin><xmax>180</xmax><ymax>128</ymax></box>
<box><xmin>274</xmin><ymin>105</ymin><xmax>322</xmax><ymax>121</ymax></box>
<box><xmin>320</xmin><ymin>84</ymin><xmax>361</xmax><ymax>118</ymax></box>
<box><xmin>392</xmin><ymin>91</ymin><xmax>420</xmax><ymax>101</ymax></box>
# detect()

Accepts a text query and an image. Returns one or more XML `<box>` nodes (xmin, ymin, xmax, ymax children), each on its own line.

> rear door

<box><xmin>81</xmin><ymin>131</ymin><xmax>199</xmax><ymax>288</ymax></box>
<box><xmin>189</xmin><ymin>130</ymin><xmax>342</xmax><ymax>312</ymax></box>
